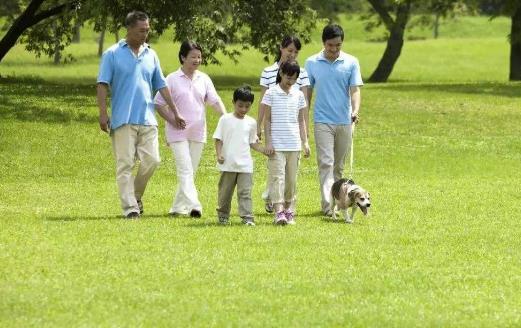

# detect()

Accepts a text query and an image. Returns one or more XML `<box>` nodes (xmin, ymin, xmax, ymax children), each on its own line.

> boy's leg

<box><xmin>236</xmin><ymin>173</ymin><xmax>253</xmax><ymax>221</ymax></box>
<box><xmin>111</xmin><ymin>124</ymin><xmax>139</xmax><ymax>216</ymax></box>
<box><xmin>134</xmin><ymin>125</ymin><xmax>161</xmax><ymax>208</ymax></box>
<box><xmin>217</xmin><ymin>172</ymin><xmax>237</xmax><ymax>222</ymax></box>
<box><xmin>314</xmin><ymin>123</ymin><xmax>336</xmax><ymax>215</ymax></box>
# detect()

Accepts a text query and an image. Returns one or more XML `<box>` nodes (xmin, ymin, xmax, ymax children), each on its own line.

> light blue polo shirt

<box><xmin>97</xmin><ymin>40</ymin><xmax>167</xmax><ymax>130</ymax></box>
<box><xmin>305</xmin><ymin>50</ymin><xmax>363</xmax><ymax>125</ymax></box>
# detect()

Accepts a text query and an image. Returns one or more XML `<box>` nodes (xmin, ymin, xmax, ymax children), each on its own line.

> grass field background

<box><xmin>1</xmin><ymin>14</ymin><xmax>521</xmax><ymax>327</ymax></box>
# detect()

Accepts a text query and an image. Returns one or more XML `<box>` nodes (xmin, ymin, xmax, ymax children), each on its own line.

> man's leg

<box><xmin>134</xmin><ymin>125</ymin><xmax>161</xmax><ymax>209</ymax></box>
<box><xmin>333</xmin><ymin>124</ymin><xmax>352</xmax><ymax>181</ymax></box>
<box><xmin>111</xmin><ymin>124</ymin><xmax>139</xmax><ymax>216</ymax></box>
<box><xmin>314</xmin><ymin>123</ymin><xmax>335</xmax><ymax>214</ymax></box>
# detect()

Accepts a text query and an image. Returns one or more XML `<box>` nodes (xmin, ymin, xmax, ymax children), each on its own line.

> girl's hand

<box><xmin>302</xmin><ymin>142</ymin><xmax>310</xmax><ymax>158</ymax></box>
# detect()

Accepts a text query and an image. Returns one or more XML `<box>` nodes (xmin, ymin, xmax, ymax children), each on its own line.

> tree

<box><xmin>481</xmin><ymin>0</ymin><xmax>521</xmax><ymax>80</ymax></box>
<box><xmin>0</xmin><ymin>0</ymin><xmax>316</xmax><ymax>65</ymax></box>
<box><xmin>363</xmin><ymin>0</ymin><xmax>468</xmax><ymax>82</ymax></box>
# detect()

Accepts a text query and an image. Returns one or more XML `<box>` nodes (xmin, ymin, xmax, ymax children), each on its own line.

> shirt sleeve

<box><xmin>204</xmin><ymin>76</ymin><xmax>221</xmax><ymax>106</ymax></box>
<box><xmin>299</xmin><ymin>68</ymin><xmax>310</xmax><ymax>88</ymax></box>
<box><xmin>260</xmin><ymin>68</ymin><xmax>269</xmax><ymax>88</ymax></box>
<box><xmin>349</xmin><ymin>59</ymin><xmax>364</xmax><ymax>87</ymax></box>
<box><xmin>298</xmin><ymin>92</ymin><xmax>307</xmax><ymax>110</ymax></box>
<box><xmin>261</xmin><ymin>88</ymin><xmax>272</xmax><ymax>106</ymax></box>
<box><xmin>304</xmin><ymin>59</ymin><xmax>315</xmax><ymax>88</ymax></box>
<box><xmin>154</xmin><ymin>74</ymin><xmax>170</xmax><ymax>107</ymax></box>
<box><xmin>151</xmin><ymin>51</ymin><xmax>167</xmax><ymax>91</ymax></box>
<box><xmin>213</xmin><ymin>116</ymin><xmax>224</xmax><ymax>140</ymax></box>
<box><xmin>97</xmin><ymin>50</ymin><xmax>113</xmax><ymax>85</ymax></box>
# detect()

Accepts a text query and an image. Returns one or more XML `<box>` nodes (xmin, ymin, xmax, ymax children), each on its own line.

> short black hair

<box><xmin>125</xmin><ymin>11</ymin><xmax>149</xmax><ymax>28</ymax></box>
<box><xmin>322</xmin><ymin>24</ymin><xmax>344</xmax><ymax>42</ymax></box>
<box><xmin>178</xmin><ymin>40</ymin><xmax>202</xmax><ymax>64</ymax></box>
<box><xmin>233</xmin><ymin>85</ymin><xmax>254</xmax><ymax>103</ymax></box>
<box><xmin>276</xmin><ymin>61</ymin><xmax>300</xmax><ymax>84</ymax></box>
<box><xmin>275</xmin><ymin>35</ymin><xmax>302</xmax><ymax>62</ymax></box>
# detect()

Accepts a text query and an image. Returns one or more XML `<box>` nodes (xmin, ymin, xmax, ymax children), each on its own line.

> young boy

<box><xmin>213</xmin><ymin>86</ymin><xmax>268</xmax><ymax>226</ymax></box>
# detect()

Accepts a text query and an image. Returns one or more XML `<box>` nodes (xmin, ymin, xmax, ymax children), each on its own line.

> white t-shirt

<box><xmin>212</xmin><ymin>113</ymin><xmax>258</xmax><ymax>173</ymax></box>
<box><xmin>261</xmin><ymin>85</ymin><xmax>306</xmax><ymax>151</ymax></box>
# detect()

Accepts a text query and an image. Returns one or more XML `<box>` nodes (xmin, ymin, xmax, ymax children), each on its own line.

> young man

<box><xmin>305</xmin><ymin>24</ymin><xmax>363</xmax><ymax>216</ymax></box>
<box><xmin>97</xmin><ymin>11</ymin><xmax>185</xmax><ymax>219</ymax></box>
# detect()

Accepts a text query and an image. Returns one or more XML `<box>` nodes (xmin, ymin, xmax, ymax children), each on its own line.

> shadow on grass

<box><xmin>372</xmin><ymin>81</ymin><xmax>521</xmax><ymax>98</ymax></box>
<box><xmin>44</xmin><ymin>214</ymin><xmax>123</xmax><ymax>221</ymax></box>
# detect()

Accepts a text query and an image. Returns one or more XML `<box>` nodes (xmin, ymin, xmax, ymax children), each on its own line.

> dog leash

<box><xmin>348</xmin><ymin>123</ymin><xmax>355</xmax><ymax>180</ymax></box>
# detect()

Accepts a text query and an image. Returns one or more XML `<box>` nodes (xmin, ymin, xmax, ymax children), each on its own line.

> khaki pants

<box><xmin>217</xmin><ymin>172</ymin><xmax>253</xmax><ymax>219</ymax></box>
<box><xmin>111</xmin><ymin>124</ymin><xmax>160</xmax><ymax>216</ymax></box>
<box><xmin>314</xmin><ymin>123</ymin><xmax>352</xmax><ymax>213</ymax></box>
<box><xmin>268</xmin><ymin>151</ymin><xmax>300</xmax><ymax>205</ymax></box>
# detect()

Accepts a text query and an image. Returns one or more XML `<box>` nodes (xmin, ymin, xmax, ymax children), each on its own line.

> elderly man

<box><xmin>97</xmin><ymin>11</ymin><xmax>185</xmax><ymax>218</ymax></box>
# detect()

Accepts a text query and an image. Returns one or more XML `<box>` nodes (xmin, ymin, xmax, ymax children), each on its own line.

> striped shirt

<box><xmin>261</xmin><ymin>84</ymin><xmax>307</xmax><ymax>151</ymax></box>
<box><xmin>259</xmin><ymin>62</ymin><xmax>310</xmax><ymax>91</ymax></box>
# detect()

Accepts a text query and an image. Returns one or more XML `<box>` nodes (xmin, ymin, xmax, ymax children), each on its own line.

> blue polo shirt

<box><xmin>97</xmin><ymin>40</ymin><xmax>167</xmax><ymax>130</ymax></box>
<box><xmin>305</xmin><ymin>51</ymin><xmax>363</xmax><ymax>125</ymax></box>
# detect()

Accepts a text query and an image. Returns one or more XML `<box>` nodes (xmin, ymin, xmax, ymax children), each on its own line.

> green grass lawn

<box><xmin>1</xmin><ymin>15</ymin><xmax>521</xmax><ymax>327</ymax></box>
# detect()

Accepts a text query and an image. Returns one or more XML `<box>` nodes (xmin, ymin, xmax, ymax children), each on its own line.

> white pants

<box><xmin>170</xmin><ymin>140</ymin><xmax>204</xmax><ymax>214</ymax></box>
<box><xmin>111</xmin><ymin>124</ymin><xmax>160</xmax><ymax>216</ymax></box>
<box><xmin>314</xmin><ymin>123</ymin><xmax>352</xmax><ymax>213</ymax></box>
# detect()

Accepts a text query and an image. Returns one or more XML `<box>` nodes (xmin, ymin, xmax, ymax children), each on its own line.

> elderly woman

<box><xmin>155</xmin><ymin>40</ymin><xmax>226</xmax><ymax>218</ymax></box>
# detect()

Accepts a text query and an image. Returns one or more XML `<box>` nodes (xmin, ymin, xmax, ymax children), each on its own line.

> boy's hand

<box><xmin>257</xmin><ymin>125</ymin><xmax>262</xmax><ymax>141</ymax></box>
<box><xmin>217</xmin><ymin>155</ymin><xmax>225</xmax><ymax>164</ymax></box>
<box><xmin>302</xmin><ymin>141</ymin><xmax>310</xmax><ymax>158</ymax></box>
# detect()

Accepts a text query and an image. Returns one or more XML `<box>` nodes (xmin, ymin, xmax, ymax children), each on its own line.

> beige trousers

<box><xmin>111</xmin><ymin>124</ymin><xmax>160</xmax><ymax>216</ymax></box>
<box><xmin>217</xmin><ymin>172</ymin><xmax>253</xmax><ymax>219</ymax></box>
<box><xmin>268</xmin><ymin>151</ymin><xmax>300</xmax><ymax>205</ymax></box>
<box><xmin>314</xmin><ymin>123</ymin><xmax>352</xmax><ymax>213</ymax></box>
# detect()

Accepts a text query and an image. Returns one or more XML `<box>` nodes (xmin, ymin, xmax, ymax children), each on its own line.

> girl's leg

<box><xmin>268</xmin><ymin>151</ymin><xmax>287</xmax><ymax>223</ymax></box>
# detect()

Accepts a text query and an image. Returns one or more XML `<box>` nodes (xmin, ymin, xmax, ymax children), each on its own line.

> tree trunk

<box><xmin>368</xmin><ymin>1</ymin><xmax>411</xmax><ymax>83</ymax></box>
<box><xmin>509</xmin><ymin>6</ymin><xmax>521</xmax><ymax>81</ymax></box>
<box><xmin>434</xmin><ymin>13</ymin><xmax>440</xmax><ymax>39</ymax></box>
<box><xmin>98</xmin><ymin>28</ymin><xmax>106</xmax><ymax>57</ymax></box>
<box><xmin>72</xmin><ymin>22</ymin><xmax>81</xmax><ymax>43</ymax></box>
<box><xmin>0</xmin><ymin>0</ymin><xmax>75</xmax><ymax>63</ymax></box>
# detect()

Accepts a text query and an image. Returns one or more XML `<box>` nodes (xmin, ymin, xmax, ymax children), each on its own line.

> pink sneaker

<box><xmin>285</xmin><ymin>210</ymin><xmax>296</xmax><ymax>225</ymax></box>
<box><xmin>274</xmin><ymin>211</ymin><xmax>287</xmax><ymax>225</ymax></box>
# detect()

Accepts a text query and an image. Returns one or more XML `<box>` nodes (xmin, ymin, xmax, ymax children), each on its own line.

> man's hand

<box><xmin>351</xmin><ymin>111</ymin><xmax>360</xmax><ymax>124</ymax></box>
<box><xmin>99</xmin><ymin>112</ymin><xmax>110</xmax><ymax>133</ymax></box>
<box><xmin>174</xmin><ymin>114</ymin><xmax>186</xmax><ymax>129</ymax></box>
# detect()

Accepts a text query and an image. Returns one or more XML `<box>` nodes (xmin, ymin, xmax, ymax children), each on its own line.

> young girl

<box><xmin>257</xmin><ymin>36</ymin><xmax>310</xmax><ymax>213</ymax></box>
<box><xmin>261</xmin><ymin>61</ymin><xmax>310</xmax><ymax>225</ymax></box>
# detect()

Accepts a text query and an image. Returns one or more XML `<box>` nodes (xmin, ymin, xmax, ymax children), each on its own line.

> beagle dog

<box><xmin>330</xmin><ymin>178</ymin><xmax>371</xmax><ymax>223</ymax></box>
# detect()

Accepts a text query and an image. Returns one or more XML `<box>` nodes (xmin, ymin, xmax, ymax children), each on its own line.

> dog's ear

<box><xmin>347</xmin><ymin>179</ymin><xmax>355</xmax><ymax>185</ymax></box>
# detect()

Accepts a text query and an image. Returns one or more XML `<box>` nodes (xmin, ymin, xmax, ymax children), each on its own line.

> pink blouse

<box><xmin>154</xmin><ymin>69</ymin><xmax>221</xmax><ymax>143</ymax></box>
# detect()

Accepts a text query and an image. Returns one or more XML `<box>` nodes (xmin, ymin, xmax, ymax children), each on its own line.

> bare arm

<box><xmin>256</xmin><ymin>86</ymin><xmax>268</xmax><ymax>140</ymax></box>
<box><xmin>215</xmin><ymin>139</ymin><xmax>224</xmax><ymax>164</ymax></box>
<box><xmin>157</xmin><ymin>87</ymin><xmax>186</xmax><ymax>129</ymax></box>
<box><xmin>97</xmin><ymin>83</ymin><xmax>110</xmax><ymax>133</ymax></box>
<box><xmin>350</xmin><ymin>86</ymin><xmax>361</xmax><ymax>124</ymax></box>
<box><xmin>300</xmin><ymin>86</ymin><xmax>310</xmax><ymax>138</ymax></box>
<box><xmin>250</xmin><ymin>142</ymin><xmax>267</xmax><ymax>156</ymax></box>
<box><xmin>211</xmin><ymin>98</ymin><xmax>227</xmax><ymax>116</ymax></box>
<box><xmin>264</xmin><ymin>105</ymin><xmax>274</xmax><ymax>155</ymax></box>
<box><xmin>299</xmin><ymin>108</ymin><xmax>310</xmax><ymax>158</ymax></box>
